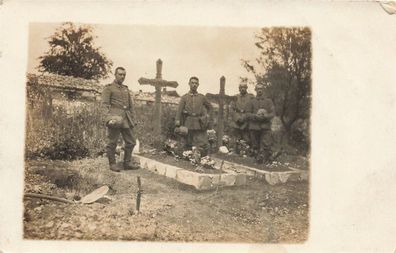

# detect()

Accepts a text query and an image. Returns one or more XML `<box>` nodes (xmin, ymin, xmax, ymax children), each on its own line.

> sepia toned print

<box><xmin>24</xmin><ymin>22</ymin><xmax>310</xmax><ymax>242</ymax></box>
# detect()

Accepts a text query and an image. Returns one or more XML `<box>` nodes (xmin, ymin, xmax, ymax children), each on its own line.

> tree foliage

<box><xmin>38</xmin><ymin>22</ymin><xmax>113</xmax><ymax>80</ymax></box>
<box><xmin>243</xmin><ymin>27</ymin><xmax>311</xmax><ymax>134</ymax></box>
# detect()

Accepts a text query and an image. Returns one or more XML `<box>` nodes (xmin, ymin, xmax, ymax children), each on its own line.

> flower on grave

<box><xmin>207</xmin><ymin>129</ymin><xmax>217</xmax><ymax>143</ymax></box>
<box><xmin>191</xmin><ymin>147</ymin><xmax>201</xmax><ymax>165</ymax></box>
<box><xmin>195</xmin><ymin>166</ymin><xmax>205</xmax><ymax>173</ymax></box>
<box><xmin>165</xmin><ymin>139</ymin><xmax>178</xmax><ymax>149</ymax></box>
<box><xmin>182</xmin><ymin>150</ymin><xmax>193</xmax><ymax>159</ymax></box>
<box><xmin>182</xmin><ymin>149</ymin><xmax>199</xmax><ymax>165</ymax></box>
<box><xmin>237</xmin><ymin>139</ymin><xmax>250</xmax><ymax>156</ymax></box>
<box><xmin>222</xmin><ymin>135</ymin><xmax>231</xmax><ymax>145</ymax></box>
<box><xmin>164</xmin><ymin>139</ymin><xmax>181</xmax><ymax>157</ymax></box>
<box><xmin>200</xmin><ymin>155</ymin><xmax>216</xmax><ymax>169</ymax></box>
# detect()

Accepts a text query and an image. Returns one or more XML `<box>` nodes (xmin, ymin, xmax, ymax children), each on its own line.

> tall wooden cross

<box><xmin>138</xmin><ymin>59</ymin><xmax>179</xmax><ymax>137</ymax></box>
<box><xmin>206</xmin><ymin>76</ymin><xmax>235</xmax><ymax>148</ymax></box>
<box><xmin>217</xmin><ymin>76</ymin><xmax>226</xmax><ymax>148</ymax></box>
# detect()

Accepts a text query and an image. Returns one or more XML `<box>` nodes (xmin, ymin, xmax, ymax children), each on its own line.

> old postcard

<box><xmin>0</xmin><ymin>1</ymin><xmax>396</xmax><ymax>253</ymax></box>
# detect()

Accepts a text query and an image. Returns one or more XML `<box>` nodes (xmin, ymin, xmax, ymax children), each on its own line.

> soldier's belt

<box><xmin>236</xmin><ymin>109</ymin><xmax>246</xmax><ymax>113</ymax></box>
<box><xmin>183</xmin><ymin>112</ymin><xmax>203</xmax><ymax>117</ymax></box>
<box><xmin>112</xmin><ymin>105</ymin><xmax>130</xmax><ymax>110</ymax></box>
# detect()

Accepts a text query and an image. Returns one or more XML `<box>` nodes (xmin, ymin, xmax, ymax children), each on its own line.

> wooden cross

<box><xmin>138</xmin><ymin>59</ymin><xmax>179</xmax><ymax>137</ymax></box>
<box><xmin>206</xmin><ymin>76</ymin><xmax>235</xmax><ymax>148</ymax></box>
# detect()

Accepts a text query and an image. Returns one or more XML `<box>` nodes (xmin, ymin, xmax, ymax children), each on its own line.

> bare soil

<box><xmin>23</xmin><ymin>157</ymin><xmax>309</xmax><ymax>242</ymax></box>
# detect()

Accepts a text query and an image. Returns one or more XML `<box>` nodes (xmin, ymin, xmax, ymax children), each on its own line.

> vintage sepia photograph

<box><xmin>23</xmin><ymin>22</ymin><xmax>311</xmax><ymax>242</ymax></box>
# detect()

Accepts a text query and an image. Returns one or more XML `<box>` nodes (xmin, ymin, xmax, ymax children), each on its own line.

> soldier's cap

<box><xmin>255</xmin><ymin>83</ymin><xmax>265</xmax><ymax>90</ymax></box>
<box><xmin>239</xmin><ymin>80</ymin><xmax>248</xmax><ymax>87</ymax></box>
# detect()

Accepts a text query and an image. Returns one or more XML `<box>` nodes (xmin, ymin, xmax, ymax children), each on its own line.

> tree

<box><xmin>38</xmin><ymin>22</ymin><xmax>113</xmax><ymax>80</ymax></box>
<box><xmin>243</xmin><ymin>27</ymin><xmax>311</xmax><ymax>137</ymax></box>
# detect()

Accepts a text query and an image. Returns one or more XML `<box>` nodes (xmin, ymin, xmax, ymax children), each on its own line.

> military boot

<box><xmin>109</xmin><ymin>163</ymin><xmax>120</xmax><ymax>172</ymax></box>
<box><xmin>107</xmin><ymin>147</ymin><xmax>120</xmax><ymax>172</ymax></box>
<box><xmin>123</xmin><ymin>147</ymin><xmax>140</xmax><ymax>170</ymax></box>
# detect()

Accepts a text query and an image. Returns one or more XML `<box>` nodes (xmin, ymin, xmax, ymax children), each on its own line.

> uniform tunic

<box><xmin>176</xmin><ymin>91</ymin><xmax>213</xmax><ymax>154</ymax></box>
<box><xmin>229</xmin><ymin>93</ymin><xmax>254</xmax><ymax>130</ymax></box>
<box><xmin>229</xmin><ymin>93</ymin><xmax>254</xmax><ymax>150</ymax></box>
<box><xmin>101</xmin><ymin>81</ymin><xmax>137</xmax><ymax>164</ymax></box>
<box><xmin>101</xmin><ymin>81</ymin><xmax>136</xmax><ymax>129</ymax></box>
<box><xmin>247</xmin><ymin>95</ymin><xmax>275</xmax><ymax>159</ymax></box>
<box><xmin>247</xmin><ymin>95</ymin><xmax>275</xmax><ymax>130</ymax></box>
<box><xmin>176</xmin><ymin>92</ymin><xmax>213</xmax><ymax>130</ymax></box>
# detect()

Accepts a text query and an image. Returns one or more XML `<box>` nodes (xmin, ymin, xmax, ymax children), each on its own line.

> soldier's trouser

<box><xmin>250</xmin><ymin>129</ymin><xmax>272</xmax><ymax>160</ymax></box>
<box><xmin>106</xmin><ymin>127</ymin><xmax>136</xmax><ymax>164</ymax></box>
<box><xmin>186</xmin><ymin>129</ymin><xmax>209</xmax><ymax>156</ymax></box>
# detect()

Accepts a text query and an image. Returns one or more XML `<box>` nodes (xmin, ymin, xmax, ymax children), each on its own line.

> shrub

<box><xmin>25</xmin><ymin>98</ymin><xmax>107</xmax><ymax>160</ymax></box>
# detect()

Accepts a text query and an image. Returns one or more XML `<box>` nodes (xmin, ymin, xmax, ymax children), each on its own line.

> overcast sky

<box><xmin>27</xmin><ymin>23</ymin><xmax>262</xmax><ymax>95</ymax></box>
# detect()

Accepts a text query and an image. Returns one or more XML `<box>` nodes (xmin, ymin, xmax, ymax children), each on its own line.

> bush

<box><xmin>133</xmin><ymin>103</ymin><xmax>178</xmax><ymax>150</ymax></box>
<box><xmin>25</xmin><ymin>99</ymin><xmax>107</xmax><ymax>160</ymax></box>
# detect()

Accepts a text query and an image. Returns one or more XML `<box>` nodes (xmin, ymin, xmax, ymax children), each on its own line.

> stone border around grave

<box><xmin>135</xmin><ymin>155</ymin><xmax>247</xmax><ymax>190</ymax></box>
<box><xmin>211</xmin><ymin>158</ymin><xmax>309</xmax><ymax>186</ymax></box>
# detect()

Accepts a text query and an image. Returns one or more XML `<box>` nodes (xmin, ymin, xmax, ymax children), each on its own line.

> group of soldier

<box><xmin>175</xmin><ymin>77</ymin><xmax>276</xmax><ymax>164</ymax></box>
<box><xmin>102</xmin><ymin>67</ymin><xmax>276</xmax><ymax>172</ymax></box>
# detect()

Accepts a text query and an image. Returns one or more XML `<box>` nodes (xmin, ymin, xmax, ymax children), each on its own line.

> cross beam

<box><xmin>138</xmin><ymin>59</ymin><xmax>179</xmax><ymax>138</ymax></box>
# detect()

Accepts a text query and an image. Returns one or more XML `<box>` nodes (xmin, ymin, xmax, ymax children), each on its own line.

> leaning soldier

<box><xmin>229</xmin><ymin>81</ymin><xmax>254</xmax><ymax>154</ymax></box>
<box><xmin>101</xmin><ymin>67</ymin><xmax>139</xmax><ymax>172</ymax></box>
<box><xmin>247</xmin><ymin>83</ymin><xmax>275</xmax><ymax>164</ymax></box>
<box><xmin>175</xmin><ymin>76</ymin><xmax>213</xmax><ymax>156</ymax></box>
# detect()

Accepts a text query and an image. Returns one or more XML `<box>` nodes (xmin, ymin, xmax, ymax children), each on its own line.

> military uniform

<box><xmin>229</xmin><ymin>93</ymin><xmax>254</xmax><ymax>153</ymax></box>
<box><xmin>247</xmin><ymin>94</ymin><xmax>275</xmax><ymax>162</ymax></box>
<box><xmin>101</xmin><ymin>81</ymin><xmax>137</xmax><ymax>167</ymax></box>
<box><xmin>176</xmin><ymin>91</ymin><xmax>213</xmax><ymax>155</ymax></box>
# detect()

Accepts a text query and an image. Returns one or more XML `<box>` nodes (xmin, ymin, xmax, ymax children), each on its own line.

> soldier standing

<box><xmin>101</xmin><ymin>67</ymin><xmax>139</xmax><ymax>172</ymax></box>
<box><xmin>229</xmin><ymin>81</ymin><xmax>254</xmax><ymax>154</ymax></box>
<box><xmin>175</xmin><ymin>76</ymin><xmax>213</xmax><ymax>156</ymax></box>
<box><xmin>247</xmin><ymin>84</ymin><xmax>275</xmax><ymax>163</ymax></box>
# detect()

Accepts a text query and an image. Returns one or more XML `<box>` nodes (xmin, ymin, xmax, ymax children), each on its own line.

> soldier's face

<box><xmin>115</xmin><ymin>70</ymin><xmax>126</xmax><ymax>84</ymax></box>
<box><xmin>189</xmin><ymin>79</ymin><xmax>199</xmax><ymax>92</ymax></box>
<box><xmin>239</xmin><ymin>86</ymin><xmax>247</xmax><ymax>95</ymax></box>
<box><xmin>256</xmin><ymin>87</ymin><xmax>264</xmax><ymax>96</ymax></box>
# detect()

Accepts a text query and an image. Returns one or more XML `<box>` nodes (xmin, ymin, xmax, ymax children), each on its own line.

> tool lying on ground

<box><xmin>24</xmin><ymin>185</ymin><xmax>109</xmax><ymax>204</ymax></box>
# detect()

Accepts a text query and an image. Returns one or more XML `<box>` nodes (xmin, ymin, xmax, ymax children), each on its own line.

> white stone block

<box><xmin>196</xmin><ymin>175</ymin><xmax>213</xmax><ymax>190</ymax></box>
<box><xmin>234</xmin><ymin>173</ymin><xmax>247</xmax><ymax>186</ymax></box>
<box><xmin>176</xmin><ymin>170</ymin><xmax>199</xmax><ymax>186</ymax></box>
<box><xmin>265</xmin><ymin>173</ymin><xmax>280</xmax><ymax>185</ymax></box>
<box><xmin>165</xmin><ymin>165</ymin><xmax>181</xmax><ymax>179</ymax></box>
<box><xmin>220</xmin><ymin>173</ymin><xmax>236</xmax><ymax>186</ymax></box>
<box><xmin>278</xmin><ymin>173</ymin><xmax>291</xmax><ymax>183</ymax></box>
<box><xmin>210</xmin><ymin>174</ymin><xmax>221</xmax><ymax>186</ymax></box>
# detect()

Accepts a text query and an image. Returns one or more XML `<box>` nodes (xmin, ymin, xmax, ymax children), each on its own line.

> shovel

<box><xmin>24</xmin><ymin>185</ymin><xmax>109</xmax><ymax>204</ymax></box>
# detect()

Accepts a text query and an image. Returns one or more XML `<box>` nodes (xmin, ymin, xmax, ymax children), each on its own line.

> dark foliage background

<box><xmin>38</xmin><ymin>22</ymin><xmax>113</xmax><ymax>80</ymax></box>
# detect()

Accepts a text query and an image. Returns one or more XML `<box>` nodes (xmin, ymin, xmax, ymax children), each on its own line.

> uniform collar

<box><xmin>188</xmin><ymin>91</ymin><xmax>199</xmax><ymax>96</ymax></box>
<box><xmin>113</xmin><ymin>80</ymin><xmax>125</xmax><ymax>88</ymax></box>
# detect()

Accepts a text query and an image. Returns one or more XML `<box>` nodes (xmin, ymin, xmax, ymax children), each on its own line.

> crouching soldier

<box><xmin>101</xmin><ymin>67</ymin><xmax>140</xmax><ymax>172</ymax></box>
<box><xmin>175</xmin><ymin>76</ymin><xmax>213</xmax><ymax>156</ymax></box>
<box><xmin>247</xmin><ymin>84</ymin><xmax>275</xmax><ymax>164</ymax></box>
<box><xmin>229</xmin><ymin>81</ymin><xmax>254</xmax><ymax>154</ymax></box>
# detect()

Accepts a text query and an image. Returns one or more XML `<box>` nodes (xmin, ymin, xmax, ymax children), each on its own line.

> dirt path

<box><xmin>23</xmin><ymin>157</ymin><xmax>309</xmax><ymax>242</ymax></box>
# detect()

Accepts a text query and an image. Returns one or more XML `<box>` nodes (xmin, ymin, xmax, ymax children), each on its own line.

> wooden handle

<box><xmin>24</xmin><ymin>193</ymin><xmax>74</xmax><ymax>204</ymax></box>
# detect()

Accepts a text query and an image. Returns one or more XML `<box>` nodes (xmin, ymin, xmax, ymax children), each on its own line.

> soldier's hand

<box><xmin>108</xmin><ymin>119</ymin><xmax>116</xmax><ymax>125</ymax></box>
<box><xmin>237</xmin><ymin>115</ymin><xmax>246</xmax><ymax>123</ymax></box>
<box><xmin>175</xmin><ymin>120</ymin><xmax>181</xmax><ymax>127</ymax></box>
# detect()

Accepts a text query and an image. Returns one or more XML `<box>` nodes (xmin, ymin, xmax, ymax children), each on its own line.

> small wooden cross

<box><xmin>138</xmin><ymin>59</ymin><xmax>179</xmax><ymax>137</ymax></box>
